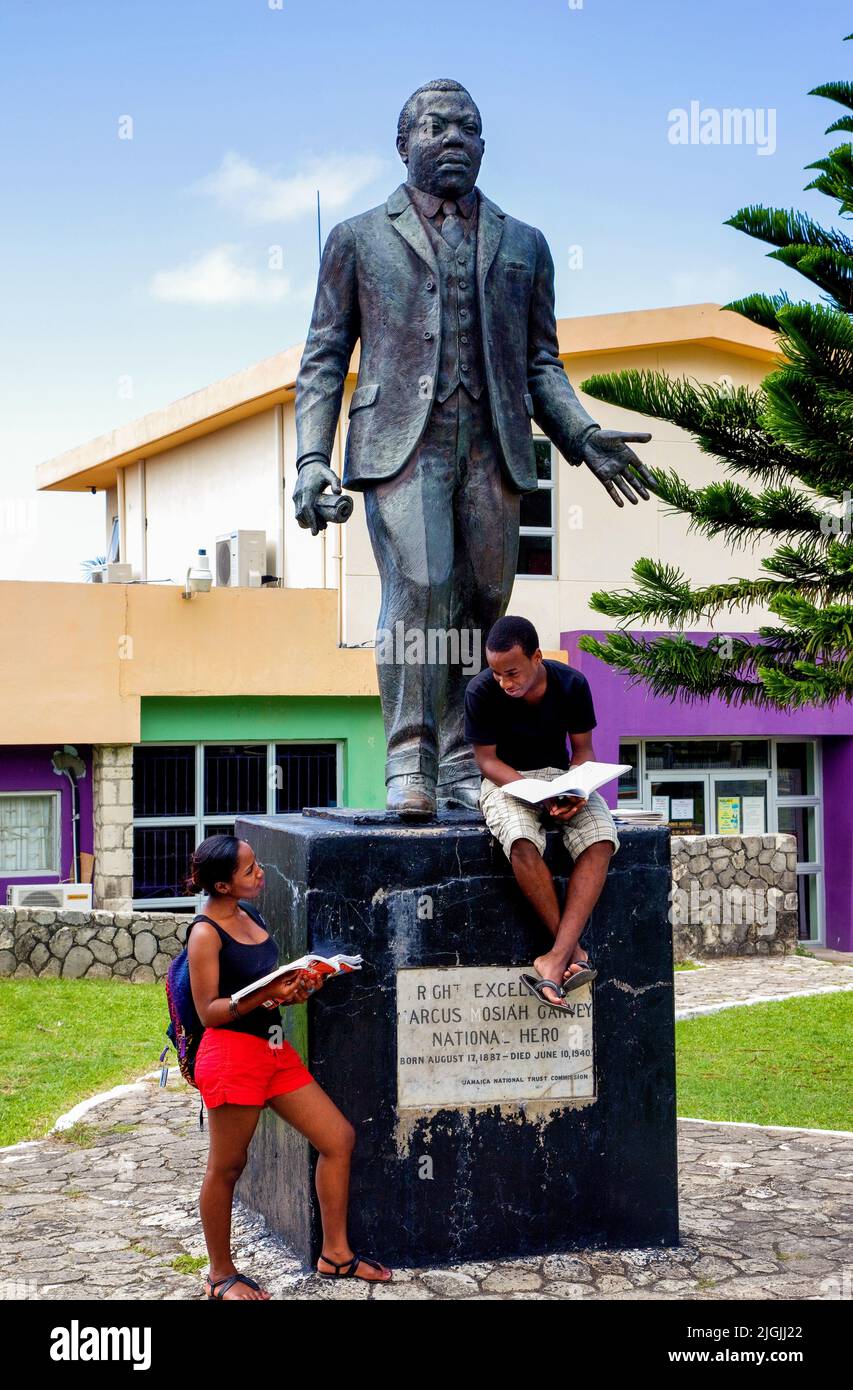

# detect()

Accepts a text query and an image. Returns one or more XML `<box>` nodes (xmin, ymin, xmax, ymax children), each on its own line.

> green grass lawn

<box><xmin>0</xmin><ymin>978</ymin><xmax>167</xmax><ymax>1147</ymax></box>
<box><xmin>676</xmin><ymin>992</ymin><xmax>853</xmax><ymax>1131</ymax></box>
<box><xmin>0</xmin><ymin>978</ymin><xmax>850</xmax><ymax>1146</ymax></box>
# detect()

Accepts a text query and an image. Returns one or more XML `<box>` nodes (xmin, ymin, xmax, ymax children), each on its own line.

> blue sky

<box><xmin>1</xmin><ymin>0</ymin><xmax>850</xmax><ymax>578</ymax></box>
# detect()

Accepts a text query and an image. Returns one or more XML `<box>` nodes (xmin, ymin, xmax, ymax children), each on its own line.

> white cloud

<box><xmin>194</xmin><ymin>150</ymin><xmax>386</xmax><ymax>223</ymax></box>
<box><xmin>149</xmin><ymin>245</ymin><xmax>292</xmax><ymax>306</ymax></box>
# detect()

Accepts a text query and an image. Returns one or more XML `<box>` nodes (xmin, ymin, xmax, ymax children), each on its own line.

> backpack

<box><xmin>159</xmin><ymin>900</ymin><xmax>269</xmax><ymax>1125</ymax></box>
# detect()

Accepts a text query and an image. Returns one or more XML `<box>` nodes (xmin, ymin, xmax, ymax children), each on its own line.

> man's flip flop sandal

<box><xmin>520</xmin><ymin>972</ymin><xmax>571</xmax><ymax>1012</ymax></box>
<box><xmin>206</xmin><ymin>1272</ymin><xmax>265</xmax><ymax>1299</ymax></box>
<box><xmin>561</xmin><ymin>959</ymin><xmax>598</xmax><ymax>995</ymax></box>
<box><xmin>317</xmin><ymin>1253</ymin><xmax>392</xmax><ymax>1281</ymax></box>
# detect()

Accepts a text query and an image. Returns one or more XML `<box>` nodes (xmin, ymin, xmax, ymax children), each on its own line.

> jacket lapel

<box><xmin>476</xmin><ymin>192</ymin><xmax>506</xmax><ymax>292</ymax></box>
<box><xmin>386</xmin><ymin>184</ymin><xmax>438</xmax><ymax>275</ymax></box>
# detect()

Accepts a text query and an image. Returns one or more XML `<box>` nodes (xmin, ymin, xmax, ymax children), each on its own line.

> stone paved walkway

<box><xmin>674</xmin><ymin>952</ymin><xmax>853</xmax><ymax>1021</ymax></box>
<box><xmin>1</xmin><ymin>955</ymin><xmax>850</xmax><ymax>1301</ymax></box>
<box><xmin>0</xmin><ymin>1074</ymin><xmax>849</xmax><ymax>1301</ymax></box>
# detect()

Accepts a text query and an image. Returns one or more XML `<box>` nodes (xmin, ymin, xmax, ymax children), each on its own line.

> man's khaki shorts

<box><xmin>479</xmin><ymin>766</ymin><xmax>621</xmax><ymax>862</ymax></box>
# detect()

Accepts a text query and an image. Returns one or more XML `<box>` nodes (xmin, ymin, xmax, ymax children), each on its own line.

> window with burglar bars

<box><xmin>132</xmin><ymin>742</ymin><xmax>339</xmax><ymax>908</ymax></box>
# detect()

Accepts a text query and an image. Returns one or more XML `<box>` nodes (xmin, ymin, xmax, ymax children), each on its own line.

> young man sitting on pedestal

<box><xmin>464</xmin><ymin>615</ymin><xmax>620</xmax><ymax>1011</ymax></box>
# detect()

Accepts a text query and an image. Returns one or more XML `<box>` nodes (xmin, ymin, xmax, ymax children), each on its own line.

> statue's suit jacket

<box><xmin>295</xmin><ymin>183</ymin><xmax>599</xmax><ymax>494</ymax></box>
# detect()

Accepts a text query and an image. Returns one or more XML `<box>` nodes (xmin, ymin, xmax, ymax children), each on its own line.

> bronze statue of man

<box><xmin>293</xmin><ymin>79</ymin><xmax>655</xmax><ymax>818</ymax></box>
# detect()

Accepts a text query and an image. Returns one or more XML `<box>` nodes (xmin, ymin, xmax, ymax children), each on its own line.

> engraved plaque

<box><xmin>397</xmin><ymin>965</ymin><xmax>595</xmax><ymax>1108</ymax></box>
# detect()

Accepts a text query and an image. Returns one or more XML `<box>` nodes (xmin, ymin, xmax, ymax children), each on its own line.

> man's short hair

<box><xmin>485</xmin><ymin>615</ymin><xmax>540</xmax><ymax>660</ymax></box>
<box><xmin>397</xmin><ymin>79</ymin><xmax>481</xmax><ymax>144</ymax></box>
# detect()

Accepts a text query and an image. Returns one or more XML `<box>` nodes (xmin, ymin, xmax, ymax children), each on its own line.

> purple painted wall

<box><xmin>821</xmin><ymin>737</ymin><xmax>853</xmax><ymax>953</ymax></box>
<box><xmin>0</xmin><ymin>746</ymin><xmax>93</xmax><ymax>904</ymax></box>
<box><xmin>562</xmin><ymin>631</ymin><xmax>853</xmax><ymax>953</ymax></box>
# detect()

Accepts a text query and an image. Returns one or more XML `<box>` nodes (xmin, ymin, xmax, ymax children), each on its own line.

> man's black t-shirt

<box><xmin>464</xmin><ymin>659</ymin><xmax>596</xmax><ymax>771</ymax></box>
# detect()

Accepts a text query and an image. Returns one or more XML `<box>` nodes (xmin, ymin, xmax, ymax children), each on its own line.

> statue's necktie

<box><xmin>439</xmin><ymin>200</ymin><xmax>465</xmax><ymax>249</ymax></box>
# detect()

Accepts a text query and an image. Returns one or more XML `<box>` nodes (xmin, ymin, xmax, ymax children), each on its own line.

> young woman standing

<box><xmin>185</xmin><ymin>833</ymin><xmax>391</xmax><ymax>1299</ymax></box>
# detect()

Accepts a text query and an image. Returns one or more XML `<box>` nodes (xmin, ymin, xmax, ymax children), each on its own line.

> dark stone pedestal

<box><xmin>235</xmin><ymin>808</ymin><xmax>678</xmax><ymax>1268</ymax></box>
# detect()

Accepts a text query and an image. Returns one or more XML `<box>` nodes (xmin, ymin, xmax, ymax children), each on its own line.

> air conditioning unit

<box><xmin>6</xmin><ymin>883</ymin><xmax>94</xmax><ymax>910</ymax></box>
<box><xmin>91</xmin><ymin>562</ymin><xmax>133</xmax><ymax>583</ymax></box>
<box><xmin>215</xmin><ymin>530</ymin><xmax>267</xmax><ymax>588</ymax></box>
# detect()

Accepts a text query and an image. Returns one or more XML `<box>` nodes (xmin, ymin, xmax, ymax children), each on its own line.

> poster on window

<box><xmin>742</xmin><ymin>797</ymin><xmax>766</xmax><ymax>834</ymax></box>
<box><xmin>670</xmin><ymin>797</ymin><xmax>694</xmax><ymax>821</ymax></box>
<box><xmin>652</xmin><ymin>795</ymin><xmax>670</xmax><ymax>820</ymax></box>
<box><xmin>717</xmin><ymin>796</ymin><xmax>741</xmax><ymax>834</ymax></box>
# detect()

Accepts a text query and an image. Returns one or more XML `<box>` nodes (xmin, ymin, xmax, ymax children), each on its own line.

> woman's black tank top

<box><xmin>191</xmin><ymin>903</ymin><xmax>282</xmax><ymax>1039</ymax></box>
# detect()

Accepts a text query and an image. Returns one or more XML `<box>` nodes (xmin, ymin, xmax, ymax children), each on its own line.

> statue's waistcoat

<box><xmin>422</xmin><ymin>217</ymin><xmax>487</xmax><ymax>404</ymax></box>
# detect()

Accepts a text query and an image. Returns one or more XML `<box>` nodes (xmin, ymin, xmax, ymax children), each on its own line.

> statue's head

<box><xmin>396</xmin><ymin>79</ymin><xmax>484</xmax><ymax>199</ymax></box>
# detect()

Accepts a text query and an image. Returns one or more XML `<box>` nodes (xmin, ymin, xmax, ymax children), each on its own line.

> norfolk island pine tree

<box><xmin>577</xmin><ymin>35</ymin><xmax>853</xmax><ymax>711</ymax></box>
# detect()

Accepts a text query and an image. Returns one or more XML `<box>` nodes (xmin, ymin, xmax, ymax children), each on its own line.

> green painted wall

<box><xmin>140</xmin><ymin>696</ymin><xmax>386</xmax><ymax>808</ymax></box>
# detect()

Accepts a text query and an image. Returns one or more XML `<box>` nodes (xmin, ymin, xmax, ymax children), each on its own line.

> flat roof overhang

<box><xmin>36</xmin><ymin>304</ymin><xmax>781</xmax><ymax>494</ymax></box>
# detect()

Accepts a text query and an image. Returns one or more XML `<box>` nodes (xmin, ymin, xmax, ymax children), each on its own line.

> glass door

<box><xmin>647</xmin><ymin>775</ymin><xmax>708</xmax><ymax>835</ymax></box>
<box><xmin>710</xmin><ymin>775</ymin><xmax>770</xmax><ymax>836</ymax></box>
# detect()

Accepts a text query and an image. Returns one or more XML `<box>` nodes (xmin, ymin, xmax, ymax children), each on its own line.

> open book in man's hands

<box><xmin>231</xmin><ymin>952</ymin><xmax>363</xmax><ymax>1006</ymax></box>
<box><xmin>503</xmin><ymin>761</ymin><xmax>632</xmax><ymax>807</ymax></box>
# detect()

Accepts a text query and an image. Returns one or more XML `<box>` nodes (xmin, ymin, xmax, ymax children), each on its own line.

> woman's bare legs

<box><xmin>268</xmin><ymin>1081</ymin><xmax>391</xmax><ymax>1281</ymax></box>
<box><xmin>200</xmin><ymin>1102</ymin><xmax>270</xmax><ymax>1300</ymax></box>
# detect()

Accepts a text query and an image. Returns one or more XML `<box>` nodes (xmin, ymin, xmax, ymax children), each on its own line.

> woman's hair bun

<box><xmin>184</xmin><ymin>833</ymin><xmax>241</xmax><ymax>896</ymax></box>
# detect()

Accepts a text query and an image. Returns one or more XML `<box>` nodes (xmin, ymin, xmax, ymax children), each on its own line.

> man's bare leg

<box><xmin>532</xmin><ymin>840</ymin><xmax>613</xmax><ymax>1005</ymax></box>
<box><xmin>509</xmin><ymin>838</ymin><xmax>598</xmax><ymax>992</ymax></box>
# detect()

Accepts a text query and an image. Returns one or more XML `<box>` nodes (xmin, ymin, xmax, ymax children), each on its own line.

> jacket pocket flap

<box><xmin>348</xmin><ymin>383</ymin><xmax>380</xmax><ymax>415</ymax></box>
<box><xmin>523</xmin><ymin>392</ymin><xmax>535</xmax><ymax>416</ymax></box>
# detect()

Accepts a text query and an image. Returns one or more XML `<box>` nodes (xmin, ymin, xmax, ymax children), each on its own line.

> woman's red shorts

<box><xmin>194</xmin><ymin>1027</ymin><xmax>314</xmax><ymax>1108</ymax></box>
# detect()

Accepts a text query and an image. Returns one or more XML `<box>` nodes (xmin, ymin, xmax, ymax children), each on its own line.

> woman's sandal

<box><xmin>317</xmin><ymin>1252</ymin><xmax>392</xmax><ymax>1282</ymax></box>
<box><xmin>206</xmin><ymin>1271</ymin><xmax>267</xmax><ymax>1299</ymax></box>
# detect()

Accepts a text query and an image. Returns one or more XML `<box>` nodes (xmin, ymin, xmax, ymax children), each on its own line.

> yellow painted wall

<box><xmin>0</xmin><ymin>582</ymin><xmax>376</xmax><ymax>744</ymax></box>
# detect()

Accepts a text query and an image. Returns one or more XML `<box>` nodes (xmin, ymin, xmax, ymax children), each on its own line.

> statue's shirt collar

<box><xmin>406</xmin><ymin>183</ymin><xmax>479</xmax><ymax>220</ymax></box>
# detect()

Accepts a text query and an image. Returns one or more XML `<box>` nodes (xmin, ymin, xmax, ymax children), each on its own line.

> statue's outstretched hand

<box><xmin>581</xmin><ymin>429</ymin><xmax>656</xmax><ymax>507</ymax></box>
<box><xmin>293</xmin><ymin>462</ymin><xmax>342</xmax><ymax>535</ymax></box>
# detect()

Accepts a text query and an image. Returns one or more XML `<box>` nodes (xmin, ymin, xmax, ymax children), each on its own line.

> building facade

<box><xmin>0</xmin><ymin>303</ymin><xmax>846</xmax><ymax>948</ymax></box>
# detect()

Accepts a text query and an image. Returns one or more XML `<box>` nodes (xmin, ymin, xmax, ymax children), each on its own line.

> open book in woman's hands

<box><xmin>503</xmin><ymin>761</ymin><xmax>632</xmax><ymax>807</ymax></box>
<box><xmin>232</xmin><ymin>952</ymin><xmax>363</xmax><ymax>1006</ymax></box>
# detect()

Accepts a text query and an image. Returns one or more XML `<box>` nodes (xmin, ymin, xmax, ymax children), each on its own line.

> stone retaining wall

<box><xmin>0</xmin><ymin>832</ymin><xmax>803</xmax><ymax>979</ymax></box>
<box><xmin>670</xmin><ymin>833</ymin><xmax>799</xmax><ymax>961</ymax></box>
<box><xmin>0</xmin><ymin>908</ymin><xmax>191</xmax><ymax>982</ymax></box>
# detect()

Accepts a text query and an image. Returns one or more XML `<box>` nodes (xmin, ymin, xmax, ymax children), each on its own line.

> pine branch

<box><xmin>762</xmin><ymin>368</ymin><xmax>853</xmax><ymax>484</ymax></box>
<box><xmin>725</xmin><ymin>205</ymin><xmax>853</xmax><ymax>257</ymax></box>
<box><xmin>774</xmin><ymin>300</ymin><xmax>853</xmax><ymax>394</ymax></box>
<box><xmin>758</xmin><ymin>659</ymin><xmax>853</xmax><ymax>707</ymax></box>
<box><xmin>576</xmin><ymin>630</ymin><xmax>853</xmax><ymax>709</ymax></box>
<box><xmin>651</xmin><ymin>470</ymin><xmax>830</xmax><ymax>546</ymax></box>
<box><xmin>804</xmin><ymin>143</ymin><xmax>853</xmax><ymax>214</ymax></box>
<box><xmin>809</xmin><ymin>80</ymin><xmax>853</xmax><ymax>113</ymax></box>
<box><xmin>769</xmin><ymin>244</ymin><xmax>853</xmax><ymax>311</ymax></box>
<box><xmin>580</xmin><ymin>369</ymin><xmax>808</xmax><ymax>485</ymax></box>
<box><xmin>575</xmin><ymin>631</ymin><xmax>779</xmax><ymax>708</ymax></box>
<box><xmin>723</xmin><ymin>290</ymin><xmax>792</xmax><ymax>332</ymax></box>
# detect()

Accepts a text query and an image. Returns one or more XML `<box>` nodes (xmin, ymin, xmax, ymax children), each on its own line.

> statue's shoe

<box><xmin>386</xmin><ymin>773</ymin><xmax>436</xmax><ymax>818</ymax></box>
<box><xmin>436</xmin><ymin>778</ymin><xmax>482</xmax><ymax>811</ymax></box>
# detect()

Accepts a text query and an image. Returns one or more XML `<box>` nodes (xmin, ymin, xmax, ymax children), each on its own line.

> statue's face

<box><xmin>485</xmin><ymin>645</ymin><xmax>543</xmax><ymax>700</ymax></box>
<box><xmin>398</xmin><ymin>91</ymin><xmax>484</xmax><ymax>198</ymax></box>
